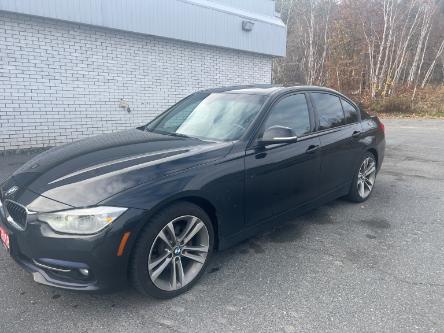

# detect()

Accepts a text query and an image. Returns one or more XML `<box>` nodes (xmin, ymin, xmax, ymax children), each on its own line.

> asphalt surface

<box><xmin>0</xmin><ymin>119</ymin><xmax>443</xmax><ymax>333</ymax></box>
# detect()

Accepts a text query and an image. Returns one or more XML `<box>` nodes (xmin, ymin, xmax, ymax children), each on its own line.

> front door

<box><xmin>244</xmin><ymin>93</ymin><xmax>321</xmax><ymax>225</ymax></box>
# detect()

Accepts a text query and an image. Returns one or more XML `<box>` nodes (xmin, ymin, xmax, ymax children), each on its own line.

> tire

<box><xmin>130</xmin><ymin>201</ymin><xmax>214</xmax><ymax>299</ymax></box>
<box><xmin>346</xmin><ymin>152</ymin><xmax>377</xmax><ymax>203</ymax></box>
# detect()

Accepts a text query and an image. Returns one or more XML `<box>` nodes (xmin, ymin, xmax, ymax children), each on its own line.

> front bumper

<box><xmin>0</xmin><ymin>203</ymin><xmax>146</xmax><ymax>291</ymax></box>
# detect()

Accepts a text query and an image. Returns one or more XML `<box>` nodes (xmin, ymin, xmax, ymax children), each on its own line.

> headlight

<box><xmin>38</xmin><ymin>206</ymin><xmax>127</xmax><ymax>235</ymax></box>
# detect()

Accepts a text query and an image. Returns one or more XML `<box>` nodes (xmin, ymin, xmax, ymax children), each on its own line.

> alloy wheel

<box><xmin>148</xmin><ymin>215</ymin><xmax>210</xmax><ymax>291</ymax></box>
<box><xmin>357</xmin><ymin>157</ymin><xmax>376</xmax><ymax>199</ymax></box>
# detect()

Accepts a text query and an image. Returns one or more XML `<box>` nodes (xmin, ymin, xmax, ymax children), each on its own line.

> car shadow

<box><xmin>6</xmin><ymin>183</ymin><xmax>395</xmax><ymax>311</ymax></box>
<box><xmin>27</xmin><ymin>200</ymin><xmax>347</xmax><ymax>307</ymax></box>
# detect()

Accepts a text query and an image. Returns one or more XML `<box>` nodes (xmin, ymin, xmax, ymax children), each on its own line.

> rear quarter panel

<box><xmin>360</xmin><ymin>116</ymin><xmax>386</xmax><ymax>171</ymax></box>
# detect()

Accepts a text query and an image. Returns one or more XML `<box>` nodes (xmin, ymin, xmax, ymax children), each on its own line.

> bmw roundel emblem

<box><xmin>5</xmin><ymin>186</ymin><xmax>19</xmax><ymax>197</ymax></box>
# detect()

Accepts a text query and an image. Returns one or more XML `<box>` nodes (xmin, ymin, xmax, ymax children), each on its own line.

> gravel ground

<box><xmin>0</xmin><ymin>119</ymin><xmax>443</xmax><ymax>333</ymax></box>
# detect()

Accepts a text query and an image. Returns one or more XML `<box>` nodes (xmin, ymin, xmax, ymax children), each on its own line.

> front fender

<box><xmin>102</xmin><ymin>154</ymin><xmax>245</xmax><ymax>249</ymax></box>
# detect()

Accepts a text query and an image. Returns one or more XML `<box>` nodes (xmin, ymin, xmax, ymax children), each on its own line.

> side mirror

<box><xmin>258</xmin><ymin>126</ymin><xmax>298</xmax><ymax>146</ymax></box>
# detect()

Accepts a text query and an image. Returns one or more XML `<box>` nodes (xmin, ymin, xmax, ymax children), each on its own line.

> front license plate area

<box><xmin>0</xmin><ymin>226</ymin><xmax>10</xmax><ymax>251</ymax></box>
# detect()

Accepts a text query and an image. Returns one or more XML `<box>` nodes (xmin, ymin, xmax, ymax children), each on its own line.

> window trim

<box><xmin>308</xmin><ymin>91</ymin><xmax>349</xmax><ymax>132</ymax></box>
<box><xmin>340</xmin><ymin>96</ymin><xmax>362</xmax><ymax>121</ymax></box>
<box><xmin>340</xmin><ymin>97</ymin><xmax>360</xmax><ymax>125</ymax></box>
<box><xmin>249</xmin><ymin>92</ymin><xmax>315</xmax><ymax>147</ymax></box>
<box><xmin>307</xmin><ymin>90</ymin><xmax>362</xmax><ymax>134</ymax></box>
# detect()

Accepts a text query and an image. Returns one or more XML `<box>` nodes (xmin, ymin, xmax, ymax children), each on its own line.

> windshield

<box><xmin>146</xmin><ymin>93</ymin><xmax>266</xmax><ymax>141</ymax></box>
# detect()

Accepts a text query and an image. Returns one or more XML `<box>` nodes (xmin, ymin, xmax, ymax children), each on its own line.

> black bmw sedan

<box><xmin>0</xmin><ymin>85</ymin><xmax>385</xmax><ymax>298</ymax></box>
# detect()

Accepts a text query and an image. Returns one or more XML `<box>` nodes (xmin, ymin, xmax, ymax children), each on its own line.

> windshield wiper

<box><xmin>169</xmin><ymin>132</ymin><xmax>193</xmax><ymax>139</ymax></box>
<box><xmin>147</xmin><ymin>129</ymin><xmax>195</xmax><ymax>140</ymax></box>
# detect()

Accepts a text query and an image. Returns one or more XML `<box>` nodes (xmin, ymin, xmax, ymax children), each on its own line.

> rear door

<box><xmin>244</xmin><ymin>93</ymin><xmax>321</xmax><ymax>225</ymax></box>
<box><xmin>309</xmin><ymin>92</ymin><xmax>362</xmax><ymax>194</ymax></box>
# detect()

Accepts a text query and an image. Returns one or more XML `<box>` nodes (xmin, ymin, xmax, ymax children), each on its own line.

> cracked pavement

<box><xmin>0</xmin><ymin>119</ymin><xmax>443</xmax><ymax>333</ymax></box>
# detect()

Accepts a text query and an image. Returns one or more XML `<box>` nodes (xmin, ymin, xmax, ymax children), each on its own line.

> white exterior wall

<box><xmin>0</xmin><ymin>0</ymin><xmax>286</xmax><ymax>57</ymax></box>
<box><xmin>0</xmin><ymin>12</ymin><xmax>272</xmax><ymax>151</ymax></box>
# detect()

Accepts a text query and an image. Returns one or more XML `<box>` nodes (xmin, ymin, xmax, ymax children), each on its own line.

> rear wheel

<box><xmin>347</xmin><ymin>152</ymin><xmax>377</xmax><ymax>202</ymax></box>
<box><xmin>130</xmin><ymin>202</ymin><xmax>214</xmax><ymax>298</ymax></box>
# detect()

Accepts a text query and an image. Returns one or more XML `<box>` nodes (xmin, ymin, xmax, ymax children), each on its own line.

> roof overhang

<box><xmin>1</xmin><ymin>0</ymin><xmax>287</xmax><ymax>57</ymax></box>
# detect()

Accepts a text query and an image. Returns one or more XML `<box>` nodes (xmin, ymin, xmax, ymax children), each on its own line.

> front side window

<box><xmin>262</xmin><ymin>94</ymin><xmax>311</xmax><ymax>137</ymax></box>
<box><xmin>341</xmin><ymin>99</ymin><xmax>359</xmax><ymax>124</ymax></box>
<box><xmin>311</xmin><ymin>93</ymin><xmax>345</xmax><ymax>130</ymax></box>
<box><xmin>146</xmin><ymin>93</ymin><xmax>266</xmax><ymax>142</ymax></box>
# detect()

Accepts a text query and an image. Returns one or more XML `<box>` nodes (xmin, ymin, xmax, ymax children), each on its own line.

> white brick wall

<box><xmin>0</xmin><ymin>12</ymin><xmax>272</xmax><ymax>152</ymax></box>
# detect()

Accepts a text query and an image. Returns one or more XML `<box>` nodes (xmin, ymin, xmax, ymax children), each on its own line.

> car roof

<box><xmin>197</xmin><ymin>84</ymin><xmax>342</xmax><ymax>96</ymax></box>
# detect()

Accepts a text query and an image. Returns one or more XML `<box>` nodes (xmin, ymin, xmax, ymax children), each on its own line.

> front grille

<box><xmin>5</xmin><ymin>200</ymin><xmax>28</xmax><ymax>230</ymax></box>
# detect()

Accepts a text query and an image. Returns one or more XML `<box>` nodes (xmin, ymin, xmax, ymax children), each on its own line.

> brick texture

<box><xmin>0</xmin><ymin>12</ymin><xmax>272</xmax><ymax>151</ymax></box>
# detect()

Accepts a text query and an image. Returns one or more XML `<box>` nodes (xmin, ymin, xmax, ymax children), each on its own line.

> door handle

<box><xmin>255</xmin><ymin>152</ymin><xmax>267</xmax><ymax>159</ymax></box>
<box><xmin>306</xmin><ymin>144</ymin><xmax>320</xmax><ymax>154</ymax></box>
<box><xmin>352</xmin><ymin>131</ymin><xmax>362</xmax><ymax>138</ymax></box>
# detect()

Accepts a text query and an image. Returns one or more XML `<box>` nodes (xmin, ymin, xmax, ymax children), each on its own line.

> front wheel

<box><xmin>346</xmin><ymin>152</ymin><xmax>377</xmax><ymax>202</ymax></box>
<box><xmin>130</xmin><ymin>202</ymin><xmax>214</xmax><ymax>298</ymax></box>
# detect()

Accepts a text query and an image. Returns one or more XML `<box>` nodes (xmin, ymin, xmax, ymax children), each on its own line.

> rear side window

<box><xmin>263</xmin><ymin>94</ymin><xmax>311</xmax><ymax>137</ymax></box>
<box><xmin>341</xmin><ymin>99</ymin><xmax>359</xmax><ymax>124</ymax></box>
<box><xmin>311</xmin><ymin>93</ymin><xmax>345</xmax><ymax>130</ymax></box>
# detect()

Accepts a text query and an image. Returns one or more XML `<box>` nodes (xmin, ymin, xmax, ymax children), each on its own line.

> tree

<box><xmin>273</xmin><ymin>0</ymin><xmax>444</xmax><ymax>100</ymax></box>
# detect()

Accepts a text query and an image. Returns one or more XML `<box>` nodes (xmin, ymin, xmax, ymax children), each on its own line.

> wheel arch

<box><xmin>137</xmin><ymin>193</ymin><xmax>220</xmax><ymax>250</ymax></box>
<box><xmin>172</xmin><ymin>195</ymin><xmax>219</xmax><ymax>250</ymax></box>
<box><xmin>367</xmin><ymin>148</ymin><xmax>378</xmax><ymax>166</ymax></box>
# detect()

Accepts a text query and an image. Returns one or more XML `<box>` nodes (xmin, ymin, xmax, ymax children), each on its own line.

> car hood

<box><xmin>3</xmin><ymin>129</ymin><xmax>232</xmax><ymax>208</ymax></box>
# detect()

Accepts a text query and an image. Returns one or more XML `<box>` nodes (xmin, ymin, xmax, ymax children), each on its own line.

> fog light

<box><xmin>79</xmin><ymin>268</ymin><xmax>89</xmax><ymax>276</ymax></box>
